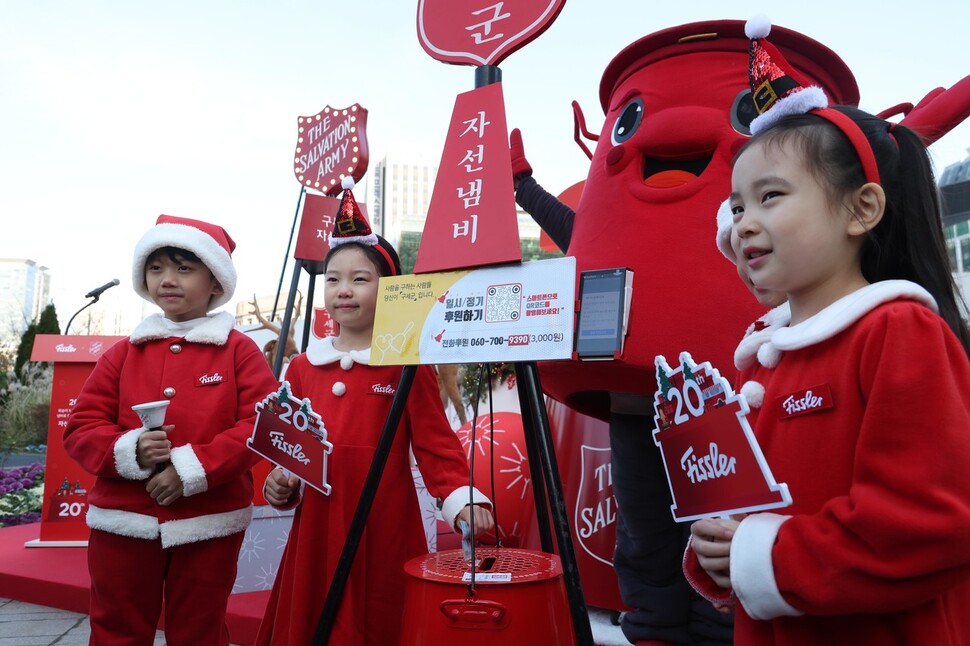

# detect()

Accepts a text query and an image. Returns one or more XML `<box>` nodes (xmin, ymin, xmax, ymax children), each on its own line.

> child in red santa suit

<box><xmin>685</xmin><ymin>19</ymin><xmax>970</xmax><ymax>645</ymax></box>
<box><xmin>64</xmin><ymin>214</ymin><xmax>278</xmax><ymax>645</ymax></box>
<box><xmin>256</xmin><ymin>178</ymin><xmax>494</xmax><ymax>645</ymax></box>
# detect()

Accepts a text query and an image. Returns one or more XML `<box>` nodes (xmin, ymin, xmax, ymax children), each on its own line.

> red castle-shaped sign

<box><xmin>247</xmin><ymin>382</ymin><xmax>334</xmax><ymax>496</ymax></box>
<box><xmin>652</xmin><ymin>352</ymin><xmax>791</xmax><ymax>522</ymax></box>
<box><xmin>294</xmin><ymin>104</ymin><xmax>369</xmax><ymax>196</ymax></box>
<box><xmin>417</xmin><ymin>0</ymin><xmax>566</xmax><ymax>67</ymax></box>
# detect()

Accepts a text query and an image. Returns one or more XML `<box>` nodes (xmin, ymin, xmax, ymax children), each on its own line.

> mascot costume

<box><xmin>511</xmin><ymin>19</ymin><xmax>970</xmax><ymax>645</ymax></box>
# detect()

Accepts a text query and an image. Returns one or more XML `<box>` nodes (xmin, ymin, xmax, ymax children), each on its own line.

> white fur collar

<box><xmin>735</xmin><ymin>302</ymin><xmax>791</xmax><ymax>371</ymax></box>
<box><xmin>737</xmin><ymin>281</ymin><xmax>937</xmax><ymax>369</ymax></box>
<box><xmin>129</xmin><ymin>311</ymin><xmax>236</xmax><ymax>345</ymax></box>
<box><xmin>305</xmin><ymin>335</ymin><xmax>371</xmax><ymax>366</ymax></box>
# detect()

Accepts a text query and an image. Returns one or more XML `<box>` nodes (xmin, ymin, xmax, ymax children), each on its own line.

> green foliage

<box><xmin>0</xmin><ymin>363</ymin><xmax>52</xmax><ymax>456</ymax></box>
<box><xmin>0</xmin><ymin>462</ymin><xmax>45</xmax><ymax>527</ymax></box>
<box><xmin>397</xmin><ymin>231</ymin><xmax>422</xmax><ymax>274</ymax></box>
<box><xmin>13</xmin><ymin>323</ymin><xmax>37</xmax><ymax>381</ymax></box>
<box><xmin>459</xmin><ymin>363</ymin><xmax>516</xmax><ymax>409</ymax></box>
<box><xmin>37</xmin><ymin>303</ymin><xmax>60</xmax><ymax>335</ymax></box>
<box><xmin>12</xmin><ymin>303</ymin><xmax>58</xmax><ymax>380</ymax></box>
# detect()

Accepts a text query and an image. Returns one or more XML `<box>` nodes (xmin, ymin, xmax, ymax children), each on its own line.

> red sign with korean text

<box><xmin>413</xmin><ymin>82</ymin><xmax>521</xmax><ymax>273</ymax></box>
<box><xmin>417</xmin><ymin>0</ymin><xmax>566</xmax><ymax>67</ymax></box>
<box><xmin>652</xmin><ymin>352</ymin><xmax>791</xmax><ymax>522</ymax></box>
<box><xmin>294</xmin><ymin>193</ymin><xmax>339</xmax><ymax>263</ymax></box>
<box><xmin>30</xmin><ymin>335</ymin><xmax>124</xmax><ymax>544</ymax></box>
<box><xmin>247</xmin><ymin>382</ymin><xmax>334</xmax><ymax>496</ymax></box>
<box><xmin>294</xmin><ymin>104</ymin><xmax>368</xmax><ymax>196</ymax></box>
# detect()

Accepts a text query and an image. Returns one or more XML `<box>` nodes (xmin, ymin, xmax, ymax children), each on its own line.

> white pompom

<box><xmin>745</xmin><ymin>15</ymin><xmax>771</xmax><ymax>39</ymax></box>
<box><xmin>340</xmin><ymin>355</ymin><xmax>354</xmax><ymax>370</ymax></box>
<box><xmin>740</xmin><ymin>381</ymin><xmax>765</xmax><ymax>408</ymax></box>
<box><xmin>332</xmin><ymin>381</ymin><xmax>347</xmax><ymax>396</ymax></box>
<box><xmin>341</xmin><ymin>176</ymin><xmax>355</xmax><ymax>190</ymax></box>
<box><xmin>757</xmin><ymin>342</ymin><xmax>782</xmax><ymax>368</ymax></box>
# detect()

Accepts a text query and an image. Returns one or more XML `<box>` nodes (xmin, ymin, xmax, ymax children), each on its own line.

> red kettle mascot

<box><xmin>514</xmin><ymin>20</ymin><xmax>856</xmax><ymax>645</ymax></box>
<box><xmin>517</xmin><ymin>17</ymin><xmax>970</xmax><ymax>645</ymax></box>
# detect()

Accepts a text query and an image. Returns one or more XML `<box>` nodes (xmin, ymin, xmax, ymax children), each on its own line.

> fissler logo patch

<box><xmin>777</xmin><ymin>384</ymin><xmax>834</xmax><ymax>420</ymax></box>
<box><xmin>370</xmin><ymin>383</ymin><xmax>395</xmax><ymax>396</ymax></box>
<box><xmin>196</xmin><ymin>372</ymin><xmax>226</xmax><ymax>387</ymax></box>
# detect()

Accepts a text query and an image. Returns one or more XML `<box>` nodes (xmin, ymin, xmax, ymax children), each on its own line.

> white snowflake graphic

<box><xmin>239</xmin><ymin>528</ymin><xmax>267</xmax><ymax>563</ymax></box>
<box><xmin>499</xmin><ymin>441</ymin><xmax>531</xmax><ymax>500</ymax></box>
<box><xmin>457</xmin><ymin>415</ymin><xmax>507</xmax><ymax>457</ymax></box>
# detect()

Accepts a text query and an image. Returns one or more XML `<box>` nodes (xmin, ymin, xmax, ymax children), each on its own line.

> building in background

<box><xmin>940</xmin><ymin>152</ymin><xmax>970</xmax><ymax>310</ymax></box>
<box><xmin>368</xmin><ymin>154</ymin><xmax>440</xmax><ymax>248</ymax></box>
<box><xmin>0</xmin><ymin>258</ymin><xmax>51</xmax><ymax>348</ymax></box>
<box><xmin>367</xmin><ymin>153</ymin><xmax>549</xmax><ymax>271</ymax></box>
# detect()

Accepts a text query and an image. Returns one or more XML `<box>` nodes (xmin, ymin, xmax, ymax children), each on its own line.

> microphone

<box><xmin>85</xmin><ymin>278</ymin><xmax>120</xmax><ymax>299</ymax></box>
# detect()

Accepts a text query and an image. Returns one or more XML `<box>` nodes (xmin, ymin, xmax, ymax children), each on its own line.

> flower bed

<box><xmin>0</xmin><ymin>462</ymin><xmax>44</xmax><ymax>527</ymax></box>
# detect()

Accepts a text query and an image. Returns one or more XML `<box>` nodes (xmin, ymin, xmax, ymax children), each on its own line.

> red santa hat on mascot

<box><xmin>132</xmin><ymin>214</ymin><xmax>238</xmax><ymax>310</ymax></box>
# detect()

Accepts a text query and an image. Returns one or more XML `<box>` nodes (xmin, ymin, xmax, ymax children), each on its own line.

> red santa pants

<box><xmin>87</xmin><ymin>528</ymin><xmax>245</xmax><ymax>645</ymax></box>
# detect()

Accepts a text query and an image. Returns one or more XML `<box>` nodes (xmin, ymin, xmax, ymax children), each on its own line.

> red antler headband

<box><xmin>329</xmin><ymin>176</ymin><xmax>398</xmax><ymax>276</ymax></box>
<box><xmin>746</xmin><ymin>16</ymin><xmax>881</xmax><ymax>185</ymax></box>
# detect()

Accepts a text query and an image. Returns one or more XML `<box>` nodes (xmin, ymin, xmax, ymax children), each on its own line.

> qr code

<box><xmin>485</xmin><ymin>283</ymin><xmax>522</xmax><ymax>322</ymax></box>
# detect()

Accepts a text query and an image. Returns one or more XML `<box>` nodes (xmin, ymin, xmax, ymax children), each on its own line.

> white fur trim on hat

<box><xmin>750</xmin><ymin>86</ymin><xmax>827</xmax><ymax>135</ymax></box>
<box><xmin>716</xmin><ymin>198</ymin><xmax>736</xmax><ymax>262</ymax></box>
<box><xmin>132</xmin><ymin>221</ymin><xmax>237</xmax><ymax>310</ymax></box>
<box><xmin>744</xmin><ymin>15</ymin><xmax>771</xmax><ymax>39</ymax></box>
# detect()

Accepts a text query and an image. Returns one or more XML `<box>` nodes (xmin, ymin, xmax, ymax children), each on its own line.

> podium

<box><xmin>28</xmin><ymin>334</ymin><xmax>125</xmax><ymax>546</ymax></box>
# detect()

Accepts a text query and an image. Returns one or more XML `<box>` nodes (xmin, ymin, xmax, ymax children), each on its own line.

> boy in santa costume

<box><xmin>64</xmin><ymin>214</ymin><xmax>278</xmax><ymax>645</ymax></box>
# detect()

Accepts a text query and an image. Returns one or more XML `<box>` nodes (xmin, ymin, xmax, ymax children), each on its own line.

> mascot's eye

<box><xmin>611</xmin><ymin>98</ymin><xmax>644</xmax><ymax>145</ymax></box>
<box><xmin>731</xmin><ymin>89</ymin><xmax>757</xmax><ymax>136</ymax></box>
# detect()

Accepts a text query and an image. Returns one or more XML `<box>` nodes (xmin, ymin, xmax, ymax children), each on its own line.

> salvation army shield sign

<box><xmin>573</xmin><ymin>445</ymin><xmax>616</xmax><ymax>566</ymax></box>
<box><xmin>294</xmin><ymin>104</ymin><xmax>368</xmax><ymax>196</ymax></box>
<box><xmin>417</xmin><ymin>0</ymin><xmax>566</xmax><ymax>66</ymax></box>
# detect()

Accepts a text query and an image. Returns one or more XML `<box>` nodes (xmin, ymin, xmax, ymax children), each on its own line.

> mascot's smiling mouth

<box><xmin>643</xmin><ymin>156</ymin><xmax>711</xmax><ymax>188</ymax></box>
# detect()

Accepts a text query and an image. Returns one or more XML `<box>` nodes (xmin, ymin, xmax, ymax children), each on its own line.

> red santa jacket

<box><xmin>64</xmin><ymin>312</ymin><xmax>278</xmax><ymax>547</ymax></box>
<box><xmin>685</xmin><ymin>281</ymin><xmax>970</xmax><ymax>644</ymax></box>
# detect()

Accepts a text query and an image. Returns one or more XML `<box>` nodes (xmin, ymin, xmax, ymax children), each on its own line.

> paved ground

<box><xmin>0</xmin><ymin>597</ymin><xmax>625</xmax><ymax>645</ymax></box>
<box><xmin>0</xmin><ymin>597</ymin><xmax>160</xmax><ymax>645</ymax></box>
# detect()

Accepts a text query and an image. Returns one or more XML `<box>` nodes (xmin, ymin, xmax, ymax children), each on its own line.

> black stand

<box><xmin>64</xmin><ymin>297</ymin><xmax>100</xmax><ymax>335</ymax></box>
<box><xmin>272</xmin><ymin>259</ymin><xmax>320</xmax><ymax>378</ymax></box>
<box><xmin>311</xmin><ymin>361</ymin><xmax>594</xmax><ymax>645</ymax></box>
<box><xmin>311</xmin><ymin>58</ymin><xmax>592</xmax><ymax>646</ymax></box>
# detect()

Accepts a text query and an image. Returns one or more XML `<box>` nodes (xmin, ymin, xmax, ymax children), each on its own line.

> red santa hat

<box><xmin>745</xmin><ymin>15</ymin><xmax>827</xmax><ymax>135</ymax></box>
<box><xmin>327</xmin><ymin>176</ymin><xmax>399</xmax><ymax>276</ymax></box>
<box><xmin>132</xmin><ymin>214</ymin><xmax>237</xmax><ymax>310</ymax></box>
<box><xmin>329</xmin><ymin>176</ymin><xmax>378</xmax><ymax>248</ymax></box>
<box><xmin>745</xmin><ymin>16</ymin><xmax>881</xmax><ymax>184</ymax></box>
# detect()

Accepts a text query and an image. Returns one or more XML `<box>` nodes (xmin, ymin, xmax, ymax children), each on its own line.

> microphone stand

<box><xmin>64</xmin><ymin>294</ymin><xmax>101</xmax><ymax>335</ymax></box>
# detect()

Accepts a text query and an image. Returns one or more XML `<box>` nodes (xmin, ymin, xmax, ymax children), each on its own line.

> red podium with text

<box><xmin>28</xmin><ymin>334</ymin><xmax>124</xmax><ymax>546</ymax></box>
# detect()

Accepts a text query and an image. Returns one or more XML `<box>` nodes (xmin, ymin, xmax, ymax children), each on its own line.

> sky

<box><xmin>3</xmin><ymin>0</ymin><xmax>969</xmax><ymax>331</ymax></box>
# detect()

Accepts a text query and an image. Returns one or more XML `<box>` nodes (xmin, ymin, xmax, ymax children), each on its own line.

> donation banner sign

<box><xmin>371</xmin><ymin>256</ymin><xmax>575</xmax><ymax>365</ymax></box>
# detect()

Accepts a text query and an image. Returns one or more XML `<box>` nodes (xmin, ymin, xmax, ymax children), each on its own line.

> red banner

<box><xmin>294</xmin><ymin>104</ymin><xmax>368</xmax><ymax>196</ymax></box>
<box><xmin>30</xmin><ymin>335</ymin><xmax>124</xmax><ymax>545</ymax></box>
<box><xmin>414</xmin><ymin>83</ymin><xmax>521</xmax><ymax>273</ymax></box>
<box><xmin>417</xmin><ymin>0</ymin><xmax>566</xmax><ymax>67</ymax></box>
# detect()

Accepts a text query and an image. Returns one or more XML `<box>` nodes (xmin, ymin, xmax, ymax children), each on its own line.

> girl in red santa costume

<box><xmin>64</xmin><ymin>215</ymin><xmax>279</xmax><ymax>645</ymax></box>
<box><xmin>686</xmin><ymin>17</ymin><xmax>970</xmax><ymax>645</ymax></box>
<box><xmin>256</xmin><ymin>178</ymin><xmax>494</xmax><ymax>645</ymax></box>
